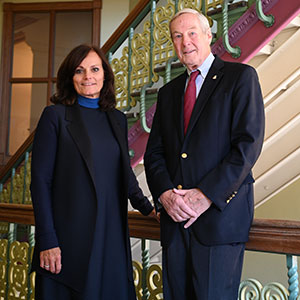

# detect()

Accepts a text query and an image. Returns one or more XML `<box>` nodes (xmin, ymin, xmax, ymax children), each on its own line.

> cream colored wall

<box><xmin>241</xmin><ymin>178</ymin><xmax>300</xmax><ymax>288</ymax></box>
<box><xmin>254</xmin><ymin>178</ymin><xmax>300</xmax><ymax>221</ymax></box>
<box><xmin>100</xmin><ymin>0</ymin><xmax>129</xmax><ymax>46</ymax></box>
<box><xmin>9</xmin><ymin>41</ymin><xmax>33</xmax><ymax>154</ymax></box>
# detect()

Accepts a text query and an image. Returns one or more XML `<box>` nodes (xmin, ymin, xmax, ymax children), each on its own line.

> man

<box><xmin>144</xmin><ymin>8</ymin><xmax>265</xmax><ymax>300</ymax></box>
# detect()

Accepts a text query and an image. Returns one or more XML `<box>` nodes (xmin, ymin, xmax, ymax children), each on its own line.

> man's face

<box><xmin>170</xmin><ymin>13</ymin><xmax>212</xmax><ymax>71</ymax></box>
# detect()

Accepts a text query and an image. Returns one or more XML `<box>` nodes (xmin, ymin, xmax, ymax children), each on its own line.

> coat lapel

<box><xmin>185</xmin><ymin>56</ymin><xmax>224</xmax><ymax>137</ymax></box>
<box><xmin>65</xmin><ymin>104</ymin><xmax>97</xmax><ymax>189</ymax></box>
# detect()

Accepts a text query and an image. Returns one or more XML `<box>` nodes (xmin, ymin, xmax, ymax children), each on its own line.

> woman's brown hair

<box><xmin>51</xmin><ymin>44</ymin><xmax>116</xmax><ymax>111</ymax></box>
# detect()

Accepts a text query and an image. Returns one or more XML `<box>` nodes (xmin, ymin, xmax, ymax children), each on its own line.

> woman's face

<box><xmin>73</xmin><ymin>51</ymin><xmax>104</xmax><ymax>99</ymax></box>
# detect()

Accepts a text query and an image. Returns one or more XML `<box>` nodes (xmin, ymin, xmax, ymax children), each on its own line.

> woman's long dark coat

<box><xmin>30</xmin><ymin>103</ymin><xmax>153</xmax><ymax>291</ymax></box>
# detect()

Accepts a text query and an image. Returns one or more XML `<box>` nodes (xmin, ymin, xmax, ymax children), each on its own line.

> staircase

<box><xmin>248</xmin><ymin>14</ymin><xmax>300</xmax><ymax>206</ymax></box>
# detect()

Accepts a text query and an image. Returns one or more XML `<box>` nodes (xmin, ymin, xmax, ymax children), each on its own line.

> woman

<box><xmin>30</xmin><ymin>44</ymin><xmax>156</xmax><ymax>299</ymax></box>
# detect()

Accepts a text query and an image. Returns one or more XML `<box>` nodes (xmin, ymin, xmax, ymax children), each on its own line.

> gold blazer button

<box><xmin>181</xmin><ymin>153</ymin><xmax>188</xmax><ymax>159</ymax></box>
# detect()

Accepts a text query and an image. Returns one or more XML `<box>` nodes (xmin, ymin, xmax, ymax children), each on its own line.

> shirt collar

<box><xmin>187</xmin><ymin>53</ymin><xmax>215</xmax><ymax>79</ymax></box>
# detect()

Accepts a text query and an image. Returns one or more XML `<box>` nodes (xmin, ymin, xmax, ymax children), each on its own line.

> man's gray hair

<box><xmin>169</xmin><ymin>8</ymin><xmax>211</xmax><ymax>34</ymax></box>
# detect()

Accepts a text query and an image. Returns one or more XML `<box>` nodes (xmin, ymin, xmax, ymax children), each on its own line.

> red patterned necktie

<box><xmin>184</xmin><ymin>70</ymin><xmax>200</xmax><ymax>134</ymax></box>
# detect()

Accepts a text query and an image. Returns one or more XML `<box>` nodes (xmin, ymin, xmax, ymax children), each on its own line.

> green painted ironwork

<box><xmin>255</xmin><ymin>0</ymin><xmax>275</xmax><ymax>28</ymax></box>
<box><xmin>139</xmin><ymin>0</ymin><xmax>156</xmax><ymax>133</ymax></box>
<box><xmin>222</xmin><ymin>0</ymin><xmax>241</xmax><ymax>58</ymax></box>
<box><xmin>287</xmin><ymin>255</ymin><xmax>299</xmax><ymax>300</ymax></box>
<box><xmin>9</xmin><ymin>168</ymin><xmax>15</xmax><ymax>204</ymax></box>
<box><xmin>141</xmin><ymin>239</ymin><xmax>150</xmax><ymax>300</ymax></box>
<box><xmin>27</xmin><ymin>226</ymin><xmax>35</xmax><ymax>300</ymax></box>
<box><xmin>174</xmin><ymin>0</ymin><xmax>178</xmax><ymax>13</ymax></box>
<box><xmin>127</xmin><ymin>27</ymin><xmax>134</xmax><ymax>112</ymax></box>
<box><xmin>1</xmin><ymin>146</ymin><xmax>32</xmax><ymax>205</ymax></box>
<box><xmin>165</xmin><ymin>56</ymin><xmax>178</xmax><ymax>84</ymax></box>
<box><xmin>23</xmin><ymin>151</ymin><xmax>29</xmax><ymax>204</ymax></box>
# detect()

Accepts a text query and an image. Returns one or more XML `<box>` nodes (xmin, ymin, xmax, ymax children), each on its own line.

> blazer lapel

<box><xmin>185</xmin><ymin>57</ymin><xmax>224</xmax><ymax>137</ymax></box>
<box><xmin>65</xmin><ymin>104</ymin><xmax>96</xmax><ymax>188</ymax></box>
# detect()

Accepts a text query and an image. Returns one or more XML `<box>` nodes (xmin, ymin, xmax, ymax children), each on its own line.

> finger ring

<box><xmin>44</xmin><ymin>265</ymin><xmax>50</xmax><ymax>268</ymax></box>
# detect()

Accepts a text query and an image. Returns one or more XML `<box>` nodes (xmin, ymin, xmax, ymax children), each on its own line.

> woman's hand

<box><xmin>40</xmin><ymin>247</ymin><xmax>62</xmax><ymax>274</ymax></box>
<box><xmin>149</xmin><ymin>208</ymin><xmax>160</xmax><ymax>222</ymax></box>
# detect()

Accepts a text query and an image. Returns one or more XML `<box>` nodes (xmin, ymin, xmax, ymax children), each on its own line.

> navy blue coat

<box><xmin>144</xmin><ymin>56</ymin><xmax>265</xmax><ymax>247</ymax></box>
<box><xmin>30</xmin><ymin>103</ymin><xmax>153</xmax><ymax>291</ymax></box>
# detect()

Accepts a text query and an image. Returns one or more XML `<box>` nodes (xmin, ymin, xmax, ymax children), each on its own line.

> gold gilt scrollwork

<box><xmin>153</xmin><ymin>0</ymin><xmax>176</xmax><ymax>76</ymax></box>
<box><xmin>29</xmin><ymin>271</ymin><xmax>36</xmax><ymax>300</ymax></box>
<box><xmin>133</xmin><ymin>261</ymin><xmax>163</xmax><ymax>300</ymax></box>
<box><xmin>0</xmin><ymin>157</ymin><xmax>31</xmax><ymax>205</ymax></box>
<box><xmin>132</xmin><ymin>260</ymin><xmax>143</xmax><ymax>300</ymax></box>
<box><xmin>7</xmin><ymin>241</ymin><xmax>29</xmax><ymax>299</ymax></box>
<box><xmin>147</xmin><ymin>264</ymin><xmax>163</xmax><ymax>300</ymax></box>
<box><xmin>111</xmin><ymin>47</ymin><xmax>129</xmax><ymax>109</ymax></box>
<box><xmin>131</xmin><ymin>21</ymin><xmax>151</xmax><ymax>92</ymax></box>
<box><xmin>178</xmin><ymin>0</ymin><xmax>203</xmax><ymax>11</ymax></box>
<box><xmin>0</xmin><ymin>239</ymin><xmax>8</xmax><ymax>299</ymax></box>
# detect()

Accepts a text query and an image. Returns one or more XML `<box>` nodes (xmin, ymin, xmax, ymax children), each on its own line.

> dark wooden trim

<box><xmin>92</xmin><ymin>0</ymin><xmax>102</xmax><ymax>45</ymax></box>
<box><xmin>247</xmin><ymin>219</ymin><xmax>300</xmax><ymax>255</ymax></box>
<box><xmin>47</xmin><ymin>11</ymin><xmax>56</xmax><ymax>105</ymax></box>
<box><xmin>3</xmin><ymin>2</ymin><xmax>94</xmax><ymax>13</ymax></box>
<box><xmin>0</xmin><ymin>203</ymin><xmax>35</xmax><ymax>225</ymax></box>
<box><xmin>10</xmin><ymin>78</ymin><xmax>51</xmax><ymax>83</ymax></box>
<box><xmin>0</xmin><ymin>9</ymin><xmax>13</xmax><ymax>165</ymax></box>
<box><xmin>128</xmin><ymin>211</ymin><xmax>160</xmax><ymax>240</ymax></box>
<box><xmin>101</xmin><ymin>0</ymin><xmax>150</xmax><ymax>53</ymax></box>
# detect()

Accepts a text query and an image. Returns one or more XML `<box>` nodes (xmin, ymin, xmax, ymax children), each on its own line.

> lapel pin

<box><xmin>212</xmin><ymin>75</ymin><xmax>217</xmax><ymax>80</ymax></box>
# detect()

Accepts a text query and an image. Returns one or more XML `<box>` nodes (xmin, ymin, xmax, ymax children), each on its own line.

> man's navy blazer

<box><xmin>144</xmin><ymin>56</ymin><xmax>265</xmax><ymax>247</ymax></box>
<box><xmin>30</xmin><ymin>103</ymin><xmax>153</xmax><ymax>291</ymax></box>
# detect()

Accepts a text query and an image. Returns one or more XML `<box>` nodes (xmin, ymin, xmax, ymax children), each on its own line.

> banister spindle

<box><xmin>9</xmin><ymin>168</ymin><xmax>16</xmax><ymax>204</ymax></box>
<box><xmin>27</xmin><ymin>225</ymin><xmax>35</xmax><ymax>300</ymax></box>
<box><xmin>222</xmin><ymin>0</ymin><xmax>241</xmax><ymax>58</ymax></box>
<box><xmin>22</xmin><ymin>151</ymin><xmax>29</xmax><ymax>204</ymax></box>
<box><xmin>287</xmin><ymin>255</ymin><xmax>299</xmax><ymax>300</ymax></box>
<box><xmin>141</xmin><ymin>238</ymin><xmax>150</xmax><ymax>300</ymax></box>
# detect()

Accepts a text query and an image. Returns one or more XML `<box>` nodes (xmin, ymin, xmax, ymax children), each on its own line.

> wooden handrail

<box><xmin>1</xmin><ymin>204</ymin><xmax>300</xmax><ymax>256</ymax></box>
<box><xmin>0</xmin><ymin>203</ymin><xmax>35</xmax><ymax>225</ymax></box>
